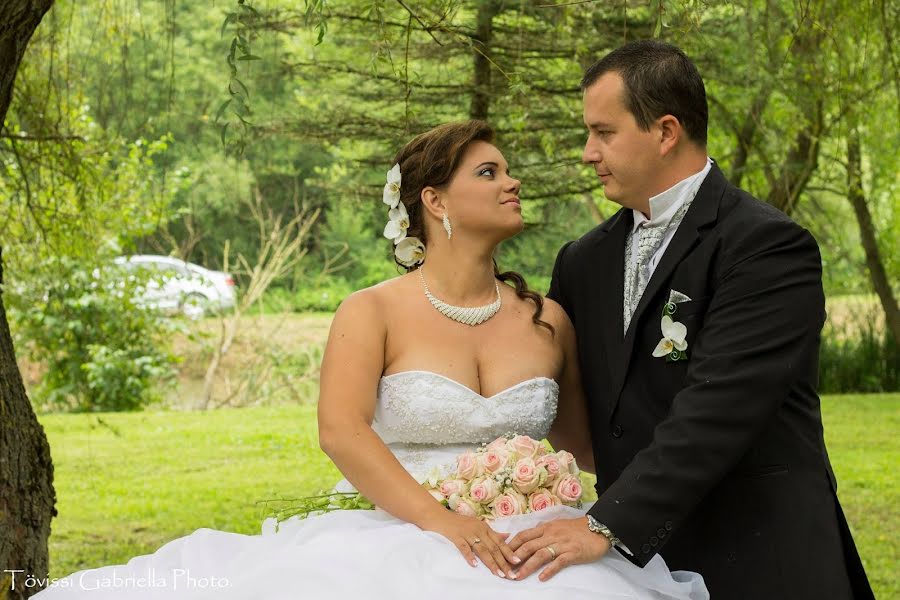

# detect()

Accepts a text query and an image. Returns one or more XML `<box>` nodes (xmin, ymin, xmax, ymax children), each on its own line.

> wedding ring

<box><xmin>472</xmin><ymin>537</ymin><xmax>482</xmax><ymax>544</ymax></box>
<box><xmin>546</xmin><ymin>545</ymin><xmax>557</xmax><ymax>559</ymax></box>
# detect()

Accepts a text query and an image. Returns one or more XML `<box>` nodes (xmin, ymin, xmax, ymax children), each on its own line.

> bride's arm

<box><xmin>317</xmin><ymin>289</ymin><xmax>517</xmax><ymax>577</ymax></box>
<box><xmin>317</xmin><ymin>290</ymin><xmax>443</xmax><ymax>525</ymax></box>
<box><xmin>544</xmin><ymin>300</ymin><xmax>596</xmax><ymax>474</ymax></box>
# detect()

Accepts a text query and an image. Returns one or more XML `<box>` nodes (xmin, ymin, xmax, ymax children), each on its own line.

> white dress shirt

<box><xmin>628</xmin><ymin>158</ymin><xmax>713</xmax><ymax>281</ymax></box>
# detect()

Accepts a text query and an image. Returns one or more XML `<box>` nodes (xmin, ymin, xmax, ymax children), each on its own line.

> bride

<box><xmin>34</xmin><ymin>120</ymin><xmax>707</xmax><ymax>599</ymax></box>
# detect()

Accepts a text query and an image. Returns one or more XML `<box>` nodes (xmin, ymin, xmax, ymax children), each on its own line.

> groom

<box><xmin>508</xmin><ymin>40</ymin><xmax>873</xmax><ymax>598</ymax></box>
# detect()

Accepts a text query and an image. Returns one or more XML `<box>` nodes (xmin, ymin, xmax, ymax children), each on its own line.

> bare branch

<box><xmin>394</xmin><ymin>0</ymin><xmax>444</xmax><ymax>46</ymax></box>
<box><xmin>199</xmin><ymin>191</ymin><xmax>320</xmax><ymax>409</ymax></box>
<box><xmin>0</xmin><ymin>132</ymin><xmax>85</xmax><ymax>142</ymax></box>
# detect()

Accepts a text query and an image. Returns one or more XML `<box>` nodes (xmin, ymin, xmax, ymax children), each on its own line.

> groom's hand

<box><xmin>507</xmin><ymin>517</ymin><xmax>611</xmax><ymax>582</ymax></box>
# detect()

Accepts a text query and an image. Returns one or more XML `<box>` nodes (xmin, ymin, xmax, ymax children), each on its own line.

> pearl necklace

<box><xmin>418</xmin><ymin>268</ymin><xmax>501</xmax><ymax>326</ymax></box>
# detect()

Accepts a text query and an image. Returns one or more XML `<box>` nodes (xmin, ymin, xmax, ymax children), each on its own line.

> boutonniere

<box><xmin>652</xmin><ymin>289</ymin><xmax>692</xmax><ymax>362</ymax></box>
<box><xmin>652</xmin><ymin>313</ymin><xmax>688</xmax><ymax>362</ymax></box>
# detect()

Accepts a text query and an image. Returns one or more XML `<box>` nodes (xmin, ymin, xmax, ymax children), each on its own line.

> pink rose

<box><xmin>456</xmin><ymin>451</ymin><xmax>481</xmax><ymax>480</ymax></box>
<box><xmin>469</xmin><ymin>477</ymin><xmax>501</xmax><ymax>504</ymax></box>
<box><xmin>555</xmin><ymin>450</ymin><xmax>578</xmax><ymax>475</ymax></box>
<box><xmin>528</xmin><ymin>490</ymin><xmax>561</xmax><ymax>512</ymax></box>
<box><xmin>439</xmin><ymin>479</ymin><xmax>467</xmax><ymax>498</ymax></box>
<box><xmin>490</xmin><ymin>491</ymin><xmax>526</xmax><ymax>518</ymax></box>
<box><xmin>536</xmin><ymin>454</ymin><xmax>562</xmax><ymax>484</ymax></box>
<box><xmin>453</xmin><ymin>497</ymin><xmax>480</xmax><ymax>517</ymax></box>
<box><xmin>512</xmin><ymin>457</ymin><xmax>545</xmax><ymax>494</ymax></box>
<box><xmin>506</xmin><ymin>435</ymin><xmax>541</xmax><ymax>458</ymax></box>
<box><xmin>485</xmin><ymin>436</ymin><xmax>508</xmax><ymax>451</ymax></box>
<box><xmin>552</xmin><ymin>474</ymin><xmax>583</xmax><ymax>505</ymax></box>
<box><xmin>481</xmin><ymin>446</ymin><xmax>510</xmax><ymax>474</ymax></box>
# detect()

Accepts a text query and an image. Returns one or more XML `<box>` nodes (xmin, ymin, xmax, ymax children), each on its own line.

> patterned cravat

<box><xmin>623</xmin><ymin>223</ymin><xmax>667</xmax><ymax>332</ymax></box>
<box><xmin>621</xmin><ymin>161</ymin><xmax>711</xmax><ymax>334</ymax></box>
<box><xmin>622</xmin><ymin>193</ymin><xmax>698</xmax><ymax>333</ymax></box>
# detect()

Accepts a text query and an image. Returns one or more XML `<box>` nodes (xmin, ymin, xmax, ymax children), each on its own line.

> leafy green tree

<box><xmin>0</xmin><ymin>1</ymin><xmax>57</xmax><ymax>594</ymax></box>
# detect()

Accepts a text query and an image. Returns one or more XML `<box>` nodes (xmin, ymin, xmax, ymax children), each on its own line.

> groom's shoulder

<box><xmin>563</xmin><ymin>208</ymin><xmax>629</xmax><ymax>258</ymax></box>
<box><xmin>716</xmin><ymin>182</ymin><xmax>820</xmax><ymax>260</ymax></box>
<box><xmin>721</xmin><ymin>183</ymin><xmax>797</xmax><ymax>229</ymax></box>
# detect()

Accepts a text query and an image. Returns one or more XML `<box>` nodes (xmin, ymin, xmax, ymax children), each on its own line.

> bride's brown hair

<box><xmin>390</xmin><ymin>120</ymin><xmax>553</xmax><ymax>334</ymax></box>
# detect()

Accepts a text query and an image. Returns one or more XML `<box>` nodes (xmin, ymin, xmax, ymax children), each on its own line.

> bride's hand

<box><xmin>422</xmin><ymin>511</ymin><xmax>521</xmax><ymax>579</ymax></box>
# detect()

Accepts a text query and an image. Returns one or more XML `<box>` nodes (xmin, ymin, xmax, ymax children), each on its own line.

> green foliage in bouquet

<box><xmin>263</xmin><ymin>492</ymin><xmax>376</xmax><ymax>528</ymax></box>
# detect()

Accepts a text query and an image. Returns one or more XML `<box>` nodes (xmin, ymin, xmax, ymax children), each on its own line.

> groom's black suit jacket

<box><xmin>548</xmin><ymin>165</ymin><xmax>873</xmax><ymax>599</ymax></box>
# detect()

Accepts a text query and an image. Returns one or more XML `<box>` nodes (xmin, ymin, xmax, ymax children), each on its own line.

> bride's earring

<box><xmin>442</xmin><ymin>214</ymin><xmax>452</xmax><ymax>240</ymax></box>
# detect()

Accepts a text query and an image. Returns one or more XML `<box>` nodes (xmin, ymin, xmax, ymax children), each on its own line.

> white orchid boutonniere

<box><xmin>653</xmin><ymin>314</ymin><xmax>688</xmax><ymax>362</ymax></box>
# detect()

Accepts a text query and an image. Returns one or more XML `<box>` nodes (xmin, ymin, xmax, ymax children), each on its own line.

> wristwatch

<box><xmin>586</xmin><ymin>514</ymin><xmax>621</xmax><ymax>547</ymax></box>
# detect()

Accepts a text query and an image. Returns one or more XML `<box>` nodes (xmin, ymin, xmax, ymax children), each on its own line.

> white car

<box><xmin>113</xmin><ymin>255</ymin><xmax>237</xmax><ymax>318</ymax></box>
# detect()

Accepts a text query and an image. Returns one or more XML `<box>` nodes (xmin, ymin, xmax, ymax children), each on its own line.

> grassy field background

<box><xmin>39</xmin><ymin>393</ymin><xmax>898</xmax><ymax>597</ymax></box>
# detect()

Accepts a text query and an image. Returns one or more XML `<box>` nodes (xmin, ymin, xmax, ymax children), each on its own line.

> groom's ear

<box><xmin>420</xmin><ymin>187</ymin><xmax>446</xmax><ymax>218</ymax></box>
<box><xmin>657</xmin><ymin>114</ymin><xmax>682</xmax><ymax>156</ymax></box>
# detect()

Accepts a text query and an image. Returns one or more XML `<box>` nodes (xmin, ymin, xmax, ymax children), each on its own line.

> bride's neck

<box><xmin>419</xmin><ymin>247</ymin><xmax>497</xmax><ymax>305</ymax></box>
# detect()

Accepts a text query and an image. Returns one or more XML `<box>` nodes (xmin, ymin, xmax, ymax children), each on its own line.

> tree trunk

<box><xmin>729</xmin><ymin>87</ymin><xmax>771</xmax><ymax>189</ymax></box>
<box><xmin>766</xmin><ymin>98</ymin><xmax>823</xmax><ymax>216</ymax></box>
<box><xmin>766</xmin><ymin>24</ymin><xmax>826</xmax><ymax>216</ymax></box>
<box><xmin>0</xmin><ymin>250</ymin><xmax>57</xmax><ymax>600</ymax></box>
<box><xmin>470</xmin><ymin>0</ymin><xmax>500</xmax><ymax>121</ymax></box>
<box><xmin>0</xmin><ymin>1</ymin><xmax>57</xmax><ymax>598</ymax></box>
<box><xmin>847</xmin><ymin>126</ymin><xmax>900</xmax><ymax>344</ymax></box>
<box><xmin>0</xmin><ymin>1</ymin><xmax>52</xmax><ymax>121</ymax></box>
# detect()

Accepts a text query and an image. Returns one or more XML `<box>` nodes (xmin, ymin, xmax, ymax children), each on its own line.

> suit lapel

<box><xmin>598</xmin><ymin>209</ymin><xmax>631</xmax><ymax>344</ymax></box>
<box><xmin>585</xmin><ymin>209</ymin><xmax>631</xmax><ymax>398</ymax></box>
<box><xmin>607</xmin><ymin>165</ymin><xmax>727</xmax><ymax>417</ymax></box>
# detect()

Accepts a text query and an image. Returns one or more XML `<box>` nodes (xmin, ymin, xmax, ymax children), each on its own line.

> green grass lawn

<box><xmin>39</xmin><ymin>394</ymin><xmax>898</xmax><ymax>597</ymax></box>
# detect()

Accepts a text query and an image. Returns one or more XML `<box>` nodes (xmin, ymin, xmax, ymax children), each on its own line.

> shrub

<box><xmin>289</xmin><ymin>278</ymin><xmax>356</xmax><ymax>313</ymax></box>
<box><xmin>257</xmin><ymin>279</ymin><xmax>355</xmax><ymax>314</ymax></box>
<box><xmin>9</xmin><ymin>257</ymin><xmax>179</xmax><ymax>412</ymax></box>
<box><xmin>819</xmin><ymin>321</ymin><xmax>898</xmax><ymax>394</ymax></box>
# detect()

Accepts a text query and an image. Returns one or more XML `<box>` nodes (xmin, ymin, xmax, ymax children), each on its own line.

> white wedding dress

<box><xmin>35</xmin><ymin>371</ymin><xmax>708</xmax><ymax>599</ymax></box>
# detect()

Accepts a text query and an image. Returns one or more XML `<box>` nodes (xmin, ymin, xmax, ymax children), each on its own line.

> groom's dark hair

<box><xmin>581</xmin><ymin>40</ymin><xmax>708</xmax><ymax>146</ymax></box>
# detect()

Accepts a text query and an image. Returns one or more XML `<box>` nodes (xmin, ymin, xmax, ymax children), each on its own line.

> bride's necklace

<box><xmin>418</xmin><ymin>268</ymin><xmax>501</xmax><ymax>326</ymax></box>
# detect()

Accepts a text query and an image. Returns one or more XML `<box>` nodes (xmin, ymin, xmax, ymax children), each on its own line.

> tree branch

<box><xmin>0</xmin><ymin>132</ymin><xmax>85</xmax><ymax>142</ymax></box>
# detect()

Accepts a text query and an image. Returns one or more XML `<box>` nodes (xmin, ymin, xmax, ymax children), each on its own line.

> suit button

<box><xmin>641</xmin><ymin>544</ymin><xmax>651</xmax><ymax>554</ymax></box>
<box><xmin>665</xmin><ymin>521</ymin><xmax>673</xmax><ymax>531</ymax></box>
<box><xmin>727</xmin><ymin>552</ymin><xmax>737</xmax><ymax>563</ymax></box>
<box><xmin>650</xmin><ymin>536</ymin><xmax>659</xmax><ymax>547</ymax></box>
<box><xmin>657</xmin><ymin>528</ymin><xmax>667</xmax><ymax>538</ymax></box>
<box><xmin>612</xmin><ymin>425</ymin><xmax>623</xmax><ymax>438</ymax></box>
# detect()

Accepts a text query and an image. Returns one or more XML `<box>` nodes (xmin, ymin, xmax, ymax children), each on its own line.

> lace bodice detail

<box><xmin>374</xmin><ymin>371</ymin><xmax>558</xmax><ymax>444</ymax></box>
<box><xmin>349</xmin><ymin>370</ymin><xmax>559</xmax><ymax>484</ymax></box>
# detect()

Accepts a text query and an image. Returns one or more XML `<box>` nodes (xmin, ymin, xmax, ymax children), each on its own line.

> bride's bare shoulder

<box><xmin>332</xmin><ymin>273</ymin><xmax>415</xmax><ymax>324</ymax></box>
<box><xmin>539</xmin><ymin>297</ymin><xmax>575</xmax><ymax>337</ymax></box>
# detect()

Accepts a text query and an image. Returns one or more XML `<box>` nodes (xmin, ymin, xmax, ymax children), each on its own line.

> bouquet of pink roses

<box><xmin>267</xmin><ymin>434</ymin><xmax>583</xmax><ymax>525</ymax></box>
<box><xmin>422</xmin><ymin>434</ymin><xmax>584</xmax><ymax>521</ymax></box>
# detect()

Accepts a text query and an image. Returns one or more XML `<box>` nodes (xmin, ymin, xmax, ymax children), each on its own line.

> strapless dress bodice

<box><xmin>337</xmin><ymin>370</ymin><xmax>559</xmax><ymax>486</ymax></box>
